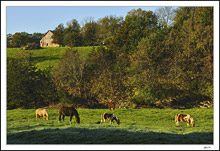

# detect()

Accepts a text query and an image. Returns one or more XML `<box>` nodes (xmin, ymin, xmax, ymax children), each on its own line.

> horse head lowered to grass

<box><xmin>58</xmin><ymin>105</ymin><xmax>80</xmax><ymax>124</ymax></box>
<box><xmin>175</xmin><ymin>114</ymin><xmax>195</xmax><ymax>127</ymax></box>
<box><xmin>36</xmin><ymin>108</ymin><xmax>49</xmax><ymax>120</ymax></box>
<box><xmin>100</xmin><ymin>112</ymin><xmax>120</xmax><ymax>125</ymax></box>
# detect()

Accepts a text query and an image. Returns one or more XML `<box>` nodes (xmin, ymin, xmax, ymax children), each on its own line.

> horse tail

<box><xmin>58</xmin><ymin>107</ymin><xmax>63</xmax><ymax>122</ymax></box>
<box><xmin>101</xmin><ymin>113</ymin><xmax>103</xmax><ymax>123</ymax></box>
<box><xmin>175</xmin><ymin>114</ymin><xmax>180</xmax><ymax>126</ymax></box>
<box><xmin>58</xmin><ymin>112</ymin><xmax>62</xmax><ymax>122</ymax></box>
<box><xmin>36</xmin><ymin>109</ymin><xmax>39</xmax><ymax>120</ymax></box>
<box><xmin>175</xmin><ymin>114</ymin><xmax>180</xmax><ymax>123</ymax></box>
<box><xmin>175</xmin><ymin>114</ymin><xmax>178</xmax><ymax>122</ymax></box>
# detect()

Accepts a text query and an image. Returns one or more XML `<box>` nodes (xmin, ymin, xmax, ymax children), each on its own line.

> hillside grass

<box><xmin>7</xmin><ymin>108</ymin><xmax>213</xmax><ymax>144</ymax></box>
<box><xmin>7</xmin><ymin>46</ymin><xmax>96</xmax><ymax>70</ymax></box>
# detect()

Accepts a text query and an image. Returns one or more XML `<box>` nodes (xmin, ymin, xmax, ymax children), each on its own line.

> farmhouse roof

<box><xmin>41</xmin><ymin>30</ymin><xmax>54</xmax><ymax>40</ymax></box>
<box><xmin>48</xmin><ymin>30</ymin><xmax>54</xmax><ymax>32</ymax></box>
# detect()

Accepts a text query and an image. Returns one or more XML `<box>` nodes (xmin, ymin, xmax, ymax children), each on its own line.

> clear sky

<box><xmin>6</xmin><ymin>6</ymin><xmax>161</xmax><ymax>35</ymax></box>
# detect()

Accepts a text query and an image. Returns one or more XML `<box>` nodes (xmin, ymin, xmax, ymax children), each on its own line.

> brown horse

<box><xmin>100</xmin><ymin>113</ymin><xmax>120</xmax><ymax>125</ymax></box>
<box><xmin>105</xmin><ymin>102</ymin><xmax>115</xmax><ymax>111</ymax></box>
<box><xmin>175</xmin><ymin>114</ymin><xmax>195</xmax><ymax>127</ymax></box>
<box><xmin>36</xmin><ymin>108</ymin><xmax>49</xmax><ymax>120</ymax></box>
<box><xmin>59</xmin><ymin>105</ymin><xmax>80</xmax><ymax>124</ymax></box>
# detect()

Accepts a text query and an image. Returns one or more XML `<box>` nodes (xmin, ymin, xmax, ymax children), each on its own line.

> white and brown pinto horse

<box><xmin>100</xmin><ymin>113</ymin><xmax>120</xmax><ymax>125</ymax></box>
<box><xmin>175</xmin><ymin>114</ymin><xmax>195</xmax><ymax>127</ymax></box>
<box><xmin>36</xmin><ymin>108</ymin><xmax>49</xmax><ymax>120</ymax></box>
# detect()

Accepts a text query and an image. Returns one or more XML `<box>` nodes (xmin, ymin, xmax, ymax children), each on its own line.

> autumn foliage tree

<box><xmin>52</xmin><ymin>49</ymin><xmax>88</xmax><ymax>105</ymax></box>
<box><xmin>7</xmin><ymin>7</ymin><xmax>213</xmax><ymax>109</ymax></box>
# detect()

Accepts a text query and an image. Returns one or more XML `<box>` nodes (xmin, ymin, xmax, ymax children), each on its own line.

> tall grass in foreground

<box><xmin>7</xmin><ymin>108</ymin><xmax>213</xmax><ymax>144</ymax></box>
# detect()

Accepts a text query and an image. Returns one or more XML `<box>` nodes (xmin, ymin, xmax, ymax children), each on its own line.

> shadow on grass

<box><xmin>7</xmin><ymin>127</ymin><xmax>213</xmax><ymax>144</ymax></box>
<box><xmin>7</xmin><ymin>124</ymin><xmax>54</xmax><ymax>132</ymax></box>
<box><xmin>32</xmin><ymin>56</ymin><xmax>60</xmax><ymax>64</ymax></box>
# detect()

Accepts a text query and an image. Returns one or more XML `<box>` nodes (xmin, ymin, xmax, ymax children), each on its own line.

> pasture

<box><xmin>7</xmin><ymin>47</ymin><xmax>95</xmax><ymax>70</ymax></box>
<box><xmin>7</xmin><ymin>108</ymin><xmax>213</xmax><ymax>144</ymax></box>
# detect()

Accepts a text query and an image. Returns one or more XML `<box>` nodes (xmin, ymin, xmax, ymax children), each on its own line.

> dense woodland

<box><xmin>7</xmin><ymin>7</ymin><xmax>213</xmax><ymax>109</ymax></box>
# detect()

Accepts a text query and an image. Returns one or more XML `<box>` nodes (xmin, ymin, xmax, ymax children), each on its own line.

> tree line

<box><xmin>7</xmin><ymin>7</ymin><xmax>213</xmax><ymax>109</ymax></box>
<box><xmin>7</xmin><ymin>32</ymin><xmax>44</xmax><ymax>49</ymax></box>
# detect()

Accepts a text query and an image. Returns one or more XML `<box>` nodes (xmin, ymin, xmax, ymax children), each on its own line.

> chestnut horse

<box><xmin>36</xmin><ymin>108</ymin><xmax>49</xmax><ymax>120</ymax></box>
<box><xmin>59</xmin><ymin>105</ymin><xmax>80</xmax><ymax>124</ymax></box>
<box><xmin>175</xmin><ymin>114</ymin><xmax>195</xmax><ymax>127</ymax></box>
<box><xmin>105</xmin><ymin>102</ymin><xmax>115</xmax><ymax>111</ymax></box>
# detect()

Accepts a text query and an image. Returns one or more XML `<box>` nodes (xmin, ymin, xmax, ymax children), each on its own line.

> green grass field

<box><xmin>6</xmin><ymin>47</ymin><xmax>214</xmax><ymax>144</ymax></box>
<box><xmin>7</xmin><ymin>47</ymin><xmax>95</xmax><ymax>70</ymax></box>
<box><xmin>7</xmin><ymin>108</ymin><xmax>213</xmax><ymax>144</ymax></box>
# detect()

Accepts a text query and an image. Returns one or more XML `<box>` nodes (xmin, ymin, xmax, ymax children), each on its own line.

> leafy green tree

<box><xmin>127</xmin><ymin>7</ymin><xmax>213</xmax><ymax>108</ymax></box>
<box><xmin>129</xmin><ymin>27</ymin><xmax>172</xmax><ymax>106</ymax></box>
<box><xmin>30</xmin><ymin>32</ymin><xmax>44</xmax><ymax>44</ymax></box>
<box><xmin>52</xmin><ymin>24</ymin><xmax>65</xmax><ymax>47</ymax></box>
<box><xmin>11</xmin><ymin>32</ymin><xmax>30</xmax><ymax>48</ymax></box>
<box><xmin>166</xmin><ymin>7</ymin><xmax>213</xmax><ymax>103</ymax></box>
<box><xmin>64</xmin><ymin>19</ymin><xmax>82</xmax><ymax>49</ymax></box>
<box><xmin>125</xmin><ymin>8</ymin><xmax>157</xmax><ymax>29</ymax></box>
<box><xmin>8</xmin><ymin>32</ymin><xmax>43</xmax><ymax>48</ymax></box>
<box><xmin>7</xmin><ymin>33</ymin><xmax>13</xmax><ymax>48</ymax></box>
<box><xmin>124</xmin><ymin>8</ymin><xmax>158</xmax><ymax>51</ymax></box>
<box><xmin>81</xmin><ymin>19</ymin><xmax>99</xmax><ymax>46</ymax></box>
<box><xmin>86</xmin><ymin>47</ymin><xmax>116</xmax><ymax>101</ymax></box>
<box><xmin>107</xmin><ymin>21</ymin><xmax>131</xmax><ymax>54</ymax></box>
<box><xmin>21</xmin><ymin>32</ymin><xmax>44</xmax><ymax>49</ymax></box>
<box><xmin>97</xmin><ymin>15</ymin><xmax>123</xmax><ymax>45</ymax></box>
<box><xmin>52</xmin><ymin>49</ymin><xmax>87</xmax><ymax>105</ymax></box>
<box><xmin>108</xmin><ymin>9</ymin><xmax>158</xmax><ymax>54</ymax></box>
<box><xmin>7</xmin><ymin>51</ymin><xmax>57</xmax><ymax>109</ymax></box>
<box><xmin>85</xmin><ymin>46</ymin><xmax>132</xmax><ymax>106</ymax></box>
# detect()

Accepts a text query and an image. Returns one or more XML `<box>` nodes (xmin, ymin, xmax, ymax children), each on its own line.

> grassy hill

<box><xmin>7</xmin><ymin>108</ymin><xmax>213</xmax><ymax>144</ymax></box>
<box><xmin>7</xmin><ymin>47</ymin><xmax>95</xmax><ymax>70</ymax></box>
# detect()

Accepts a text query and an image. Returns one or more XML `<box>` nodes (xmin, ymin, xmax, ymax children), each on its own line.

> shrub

<box><xmin>22</xmin><ymin>42</ymin><xmax>41</xmax><ymax>50</ymax></box>
<box><xmin>7</xmin><ymin>51</ymin><xmax>57</xmax><ymax>109</ymax></box>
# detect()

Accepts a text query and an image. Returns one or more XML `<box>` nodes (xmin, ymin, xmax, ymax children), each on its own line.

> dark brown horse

<box><xmin>59</xmin><ymin>105</ymin><xmax>80</xmax><ymax>124</ymax></box>
<box><xmin>105</xmin><ymin>102</ymin><xmax>115</xmax><ymax>111</ymax></box>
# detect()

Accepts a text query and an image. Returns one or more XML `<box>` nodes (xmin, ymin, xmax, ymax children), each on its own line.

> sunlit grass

<box><xmin>7</xmin><ymin>108</ymin><xmax>213</xmax><ymax>144</ymax></box>
<box><xmin>7</xmin><ymin>46</ymin><xmax>95</xmax><ymax>70</ymax></box>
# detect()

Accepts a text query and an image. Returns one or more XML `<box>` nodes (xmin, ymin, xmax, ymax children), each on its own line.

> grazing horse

<box><xmin>59</xmin><ymin>105</ymin><xmax>80</xmax><ymax>124</ymax></box>
<box><xmin>175</xmin><ymin>114</ymin><xmax>195</xmax><ymax>127</ymax></box>
<box><xmin>36</xmin><ymin>108</ymin><xmax>49</xmax><ymax>120</ymax></box>
<box><xmin>105</xmin><ymin>102</ymin><xmax>115</xmax><ymax>111</ymax></box>
<box><xmin>100</xmin><ymin>113</ymin><xmax>120</xmax><ymax>125</ymax></box>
